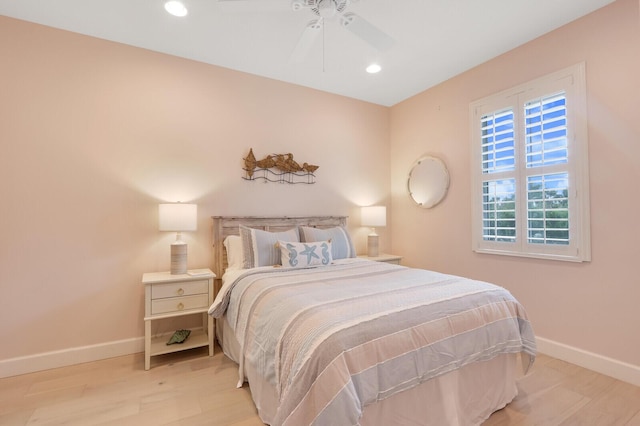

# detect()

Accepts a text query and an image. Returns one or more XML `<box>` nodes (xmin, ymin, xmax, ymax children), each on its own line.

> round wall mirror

<box><xmin>407</xmin><ymin>155</ymin><xmax>450</xmax><ymax>208</ymax></box>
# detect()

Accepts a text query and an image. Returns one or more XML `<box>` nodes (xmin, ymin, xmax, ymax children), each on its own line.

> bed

<box><xmin>209</xmin><ymin>216</ymin><xmax>536</xmax><ymax>426</ymax></box>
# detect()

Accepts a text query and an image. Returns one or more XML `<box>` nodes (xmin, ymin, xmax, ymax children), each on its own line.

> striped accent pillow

<box><xmin>299</xmin><ymin>226</ymin><xmax>355</xmax><ymax>260</ymax></box>
<box><xmin>240</xmin><ymin>225</ymin><xmax>299</xmax><ymax>268</ymax></box>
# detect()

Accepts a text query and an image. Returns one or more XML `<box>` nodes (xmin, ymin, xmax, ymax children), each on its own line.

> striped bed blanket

<box><xmin>209</xmin><ymin>259</ymin><xmax>536</xmax><ymax>426</ymax></box>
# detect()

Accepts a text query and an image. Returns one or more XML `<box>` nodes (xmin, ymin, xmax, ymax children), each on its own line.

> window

<box><xmin>470</xmin><ymin>63</ymin><xmax>591</xmax><ymax>262</ymax></box>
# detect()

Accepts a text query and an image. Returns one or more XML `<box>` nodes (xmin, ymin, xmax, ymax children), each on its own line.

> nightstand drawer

<box><xmin>151</xmin><ymin>280</ymin><xmax>208</xmax><ymax>299</ymax></box>
<box><xmin>151</xmin><ymin>294</ymin><xmax>209</xmax><ymax>315</ymax></box>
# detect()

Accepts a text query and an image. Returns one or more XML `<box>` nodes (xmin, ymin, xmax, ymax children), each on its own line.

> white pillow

<box><xmin>279</xmin><ymin>240</ymin><xmax>332</xmax><ymax>268</ymax></box>
<box><xmin>223</xmin><ymin>235</ymin><xmax>243</xmax><ymax>270</ymax></box>
<box><xmin>240</xmin><ymin>225</ymin><xmax>300</xmax><ymax>268</ymax></box>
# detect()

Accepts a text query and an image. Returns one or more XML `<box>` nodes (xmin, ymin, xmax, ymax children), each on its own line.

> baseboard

<box><xmin>0</xmin><ymin>337</ymin><xmax>144</xmax><ymax>379</ymax></box>
<box><xmin>536</xmin><ymin>336</ymin><xmax>640</xmax><ymax>387</ymax></box>
<box><xmin>3</xmin><ymin>334</ymin><xmax>639</xmax><ymax>387</ymax></box>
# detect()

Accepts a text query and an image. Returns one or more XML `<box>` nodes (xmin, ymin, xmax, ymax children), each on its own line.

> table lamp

<box><xmin>361</xmin><ymin>206</ymin><xmax>386</xmax><ymax>257</ymax></box>
<box><xmin>159</xmin><ymin>203</ymin><xmax>197</xmax><ymax>274</ymax></box>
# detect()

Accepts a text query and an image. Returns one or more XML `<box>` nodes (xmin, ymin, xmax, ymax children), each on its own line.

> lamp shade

<box><xmin>361</xmin><ymin>206</ymin><xmax>386</xmax><ymax>227</ymax></box>
<box><xmin>159</xmin><ymin>203</ymin><xmax>197</xmax><ymax>231</ymax></box>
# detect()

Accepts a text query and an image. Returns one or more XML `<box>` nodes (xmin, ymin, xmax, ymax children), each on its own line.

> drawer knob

<box><xmin>177</xmin><ymin>288</ymin><xmax>184</xmax><ymax>296</ymax></box>
<box><xmin>177</xmin><ymin>302</ymin><xmax>184</xmax><ymax>310</ymax></box>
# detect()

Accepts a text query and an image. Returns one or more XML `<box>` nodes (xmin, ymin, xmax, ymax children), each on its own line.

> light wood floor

<box><xmin>1</xmin><ymin>347</ymin><xmax>639</xmax><ymax>425</ymax></box>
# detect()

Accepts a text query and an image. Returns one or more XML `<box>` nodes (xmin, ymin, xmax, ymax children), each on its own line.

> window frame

<box><xmin>470</xmin><ymin>63</ymin><xmax>591</xmax><ymax>262</ymax></box>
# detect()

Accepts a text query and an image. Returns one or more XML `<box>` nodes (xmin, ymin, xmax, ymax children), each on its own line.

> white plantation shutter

<box><xmin>481</xmin><ymin>109</ymin><xmax>515</xmax><ymax>173</ymax></box>
<box><xmin>525</xmin><ymin>93</ymin><xmax>568</xmax><ymax>168</ymax></box>
<box><xmin>470</xmin><ymin>63</ymin><xmax>591</xmax><ymax>262</ymax></box>
<box><xmin>482</xmin><ymin>179</ymin><xmax>516</xmax><ymax>242</ymax></box>
<box><xmin>526</xmin><ymin>173</ymin><xmax>569</xmax><ymax>245</ymax></box>
<box><xmin>480</xmin><ymin>108</ymin><xmax>518</xmax><ymax>244</ymax></box>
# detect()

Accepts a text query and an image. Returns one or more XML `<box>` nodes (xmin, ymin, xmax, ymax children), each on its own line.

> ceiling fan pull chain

<box><xmin>322</xmin><ymin>19</ymin><xmax>326</xmax><ymax>73</ymax></box>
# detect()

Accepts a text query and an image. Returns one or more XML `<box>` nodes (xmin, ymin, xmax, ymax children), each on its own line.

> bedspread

<box><xmin>209</xmin><ymin>260</ymin><xmax>536</xmax><ymax>426</ymax></box>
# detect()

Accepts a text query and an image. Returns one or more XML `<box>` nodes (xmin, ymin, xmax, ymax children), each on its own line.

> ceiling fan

<box><xmin>219</xmin><ymin>0</ymin><xmax>394</xmax><ymax>63</ymax></box>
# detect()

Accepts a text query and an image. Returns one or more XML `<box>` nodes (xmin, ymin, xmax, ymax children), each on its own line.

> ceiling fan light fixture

<box><xmin>366</xmin><ymin>63</ymin><xmax>382</xmax><ymax>74</ymax></box>
<box><xmin>164</xmin><ymin>1</ymin><xmax>188</xmax><ymax>17</ymax></box>
<box><xmin>317</xmin><ymin>0</ymin><xmax>337</xmax><ymax>18</ymax></box>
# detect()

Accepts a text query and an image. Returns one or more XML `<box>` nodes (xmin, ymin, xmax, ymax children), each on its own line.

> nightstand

<box><xmin>358</xmin><ymin>254</ymin><xmax>403</xmax><ymax>265</ymax></box>
<box><xmin>142</xmin><ymin>269</ymin><xmax>215</xmax><ymax>370</ymax></box>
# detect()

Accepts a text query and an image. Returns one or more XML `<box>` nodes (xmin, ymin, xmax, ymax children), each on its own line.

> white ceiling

<box><xmin>0</xmin><ymin>0</ymin><xmax>614</xmax><ymax>106</ymax></box>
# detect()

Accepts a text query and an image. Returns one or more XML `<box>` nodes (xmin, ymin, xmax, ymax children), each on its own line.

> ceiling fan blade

<box><xmin>339</xmin><ymin>12</ymin><xmax>394</xmax><ymax>51</ymax></box>
<box><xmin>289</xmin><ymin>19</ymin><xmax>323</xmax><ymax>63</ymax></box>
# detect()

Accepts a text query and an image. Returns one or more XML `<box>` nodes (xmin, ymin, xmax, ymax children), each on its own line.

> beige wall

<box><xmin>390</xmin><ymin>0</ymin><xmax>640</xmax><ymax>367</ymax></box>
<box><xmin>0</xmin><ymin>16</ymin><xmax>390</xmax><ymax>361</ymax></box>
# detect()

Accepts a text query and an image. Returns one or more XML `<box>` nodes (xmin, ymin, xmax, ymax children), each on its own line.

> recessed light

<box><xmin>366</xmin><ymin>63</ymin><xmax>382</xmax><ymax>74</ymax></box>
<box><xmin>165</xmin><ymin>1</ymin><xmax>188</xmax><ymax>17</ymax></box>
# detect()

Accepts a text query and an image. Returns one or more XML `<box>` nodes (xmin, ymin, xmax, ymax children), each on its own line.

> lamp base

<box><xmin>170</xmin><ymin>242</ymin><xmax>188</xmax><ymax>275</ymax></box>
<box><xmin>367</xmin><ymin>234</ymin><xmax>379</xmax><ymax>258</ymax></box>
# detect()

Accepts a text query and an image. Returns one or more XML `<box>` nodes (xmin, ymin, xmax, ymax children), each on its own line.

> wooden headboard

<box><xmin>211</xmin><ymin>216</ymin><xmax>348</xmax><ymax>290</ymax></box>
